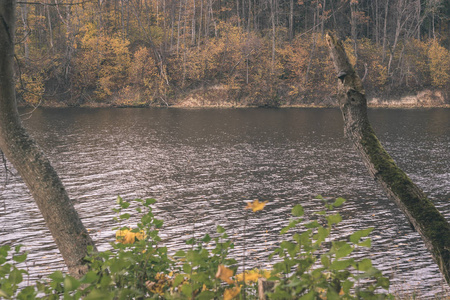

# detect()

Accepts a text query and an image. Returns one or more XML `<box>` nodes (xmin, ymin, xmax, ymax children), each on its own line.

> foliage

<box><xmin>268</xmin><ymin>195</ymin><xmax>391</xmax><ymax>299</ymax></box>
<box><xmin>74</xmin><ymin>24</ymin><xmax>131</xmax><ymax>102</ymax></box>
<box><xmin>427</xmin><ymin>39</ymin><xmax>450</xmax><ymax>89</ymax></box>
<box><xmin>13</xmin><ymin>0</ymin><xmax>450</xmax><ymax>106</ymax></box>
<box><xmin>0</xmin><ymin>196</ymin><xmax>392</xmax><ymax>299</ymax></box>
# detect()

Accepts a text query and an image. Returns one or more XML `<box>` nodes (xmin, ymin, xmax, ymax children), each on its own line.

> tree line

<box><xmin>15</xmin><ymin>0</ymin><xmax>450</xmax><ymax>107</ymax></box>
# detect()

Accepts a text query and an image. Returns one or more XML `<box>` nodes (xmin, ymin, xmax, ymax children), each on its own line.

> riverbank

<box><xmin>28</xmin><ymin>89</ymin><xmax>449</xmax><ymax>109</ymax></box>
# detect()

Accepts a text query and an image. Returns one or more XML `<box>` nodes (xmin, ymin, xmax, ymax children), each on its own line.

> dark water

<box><xmin>1</xmin><ymin>108</ymin><xmax>449</xmax><ymax>297</ymax></box>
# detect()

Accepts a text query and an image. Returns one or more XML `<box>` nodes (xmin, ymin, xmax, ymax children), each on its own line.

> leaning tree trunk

<box><xmin>325</xmin><ymin>32</ymin><xmax>450</xmax><ymax>285</ymax></box>
<box><xmin>0</xmin><ymin>1</ymin><xmax>96</xmax><ymax>278</ymax></box>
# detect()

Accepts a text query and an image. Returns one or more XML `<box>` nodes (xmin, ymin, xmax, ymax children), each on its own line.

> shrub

<box><xmin>0</xmin><ymin>196</ymin><xmax>392</xmax><ymax>299</ymax></box>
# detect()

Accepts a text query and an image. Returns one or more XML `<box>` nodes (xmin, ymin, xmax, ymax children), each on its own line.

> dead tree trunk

<box><xmin>0</xmin><ymin>1</ymin><xmax>96</xmax><ymax>278</ymax></box>
<box><xmin>326</xmin><ymin>32</ymin><xmax>450</xmax><ymax>285</ymax></box>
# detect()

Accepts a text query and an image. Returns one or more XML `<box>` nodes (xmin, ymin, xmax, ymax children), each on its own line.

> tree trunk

<box><xmin>382</xmin><ymin>0</ymin><xmax>389</xmax><ymax>62</ymax></box>
<box><xmin>0</xmin><ymin>1</ymin><xmax>96</xmax><ymax>278</ymax></box>
<box><xmin>269</xmin><ymin>0</ymin><xmax>276</xmax><ymax>75</ymax></box>
<box><xmin>325</xmin><ymin>32</ymin><xmax>450</xmax><ymax>285</ymax></box>
<box><xmin>288</xmin><ymin>0</ymin><xmax>293</xmax><ymax>40</ymax></box>
<box><xmin>350</xmin><ymin>1</ymin><xmax>358</xmax><ymax>65</ymax></box>
<box><xmin>19</xmin><ymin>2</ymin><xmax>29</xmax><ymax>59</ymax></box>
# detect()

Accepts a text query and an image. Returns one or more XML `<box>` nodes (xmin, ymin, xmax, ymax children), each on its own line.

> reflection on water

<box><xmin>0</xmin><ymin>108</ymin><xmax>449</xmax><ymax>296</ymax></box>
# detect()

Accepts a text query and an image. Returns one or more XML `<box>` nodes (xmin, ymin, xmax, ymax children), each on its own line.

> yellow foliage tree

<box><xmin>427</xmin><ymin>39</ymin><xmax>450</xmax><ymax>88</ymax></box>
<box><xmin>15</xmin><ymin>72</ymin><xmax>45</xmax><ymax>105</ymax></box>
<box><xmin>126</xmin><ymin>46</ymin><xmax>167</xmax><ymax>105</ymax></box>
<box><xmin>73</xmin><ymin>22</ymin><xmax>131</xmax><ymax>102</ymax></box>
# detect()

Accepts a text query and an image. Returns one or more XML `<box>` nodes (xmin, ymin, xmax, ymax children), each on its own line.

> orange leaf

<box><xmin>115</xmin><ymin>228</ymin><xmax>146</xmax><ymax>244</ymax></box>
<box><xmin>215</xmin><ymin>265</ymin><xmax>234</xmax><ymax>284</ymax></box>
<box><xmin>224</xmin><ymin>286</ymin><xmax>241</xmax><ymax>300</ymax></box>
<box><xmin>245</xmin><ymin>200</ymin><xmax>268</xmax><ymax>212</ymax></box>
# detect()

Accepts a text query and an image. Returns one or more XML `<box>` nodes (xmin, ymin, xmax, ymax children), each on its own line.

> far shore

<box><xmin>19</xmin><ymin>90</ymin><xmax>450</xmax><ymax>109</ymax></box>
<box><xmin>21</xmin><ymin>101</ymin><xmax>450</xmax><ymax>109</ymax></box>
<box><xmin>20</xmin><ymin>88</ymin><xmax>449</xmax><ymax>109</ymax></box>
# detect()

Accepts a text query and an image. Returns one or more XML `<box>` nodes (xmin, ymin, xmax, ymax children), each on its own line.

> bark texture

<box><xmin>0</xmin><ymin>1</ymin><xmax>96</xmax><ymax>277</ymax></box>
<box><xmin>326</xmin><ymin>32</ymin><xmax>450</xmax><ymax>285</ymax></box>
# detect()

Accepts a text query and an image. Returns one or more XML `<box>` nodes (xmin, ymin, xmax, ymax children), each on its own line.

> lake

<box><xmin>1</xmin><ymin>108</ymin><xmax>449</xmax><ymax>297</ymax></box>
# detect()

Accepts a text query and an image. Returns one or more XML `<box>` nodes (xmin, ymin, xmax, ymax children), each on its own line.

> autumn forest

<box><xmin>15</xmin><ymin>0</ymin><xmax>450</xmax><ymax>107</ymax></box>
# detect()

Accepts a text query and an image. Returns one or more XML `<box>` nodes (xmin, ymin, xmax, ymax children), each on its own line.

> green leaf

<box><xmin>181</xmin><ymin>284</ymin><xmax>193</xmax><ymax>297</ymax></box>
<box><xmin>377</xmin><ymin>276</ymin><xmax>390</xmax><ymax>289</ymax></box>
<box><xmin>216</xmin><ymin>225</ymin><xmax>225</xmax><ymax>233</ymax></box>
<box><xmin>292</xmin><ymin>204</ymin><xmax>304</xmax><ymax>217</ymax></box>
<box><xmin>0</xmin><ymin>245</ymin><xmax>10</xmax><ymax>257</ymax></box>
<box><xmin>13</xmin><ymin>253</ymin><xmax>27</xmax><ymax>263</ymax></box>
<box><xmin>327</xmin><ymin>213</ymin><xmax>342</xmax><ymax>225</ymax></box>
<box><xmin>305</xmin><ymin>220</ymin><xmax>320</xmax><ymax>228</ymax></box>
<box><xmin>119</xmin><ymin>213</ymin><xmax>131</xmax><ymax>220</ymax></box>
<box><xmin>49</xmin><ymin>271</ymin><xmax>64</xmax><ymax>283</ymax></box>
<box><xmin>350</xmin><ymin>228</ymin><xmax>374</xmax><ymax>244</ymax></box>
<box><xmin>202</xmin><ymin>234</ymin><xmax>211</xmax><ymax>243</ymax></box>
<box><xmin>153</xmin><ymin>219</ymin><xmax>164</xmax><ymax>228</ymax></box>
<box><xmin>110</xmin><ymin>258</ymin><xmax>127</xmax><ymax>273</ymax></box>
<box><xmin>8</xmin><ymin>268</ymin><xmax>23</xmax><ymax>285</ymax></box>
<box><xmin>82</xmin><ymin>271</ymin><xmax>99</xmax><ymax>284</ymax></box>
<box><xmin>120</xmin><ymin>202</ymin><xmax>130</xmax><ymax>209</ymax></box>
<box><xmin>293</xmin><ymin>233</ymin><xmax>302</xmax><ymax>244</ymax></box>
<box><xmin>141</xmin><ymin>214</ymin><xmax>152</xmax><ymax>225</ymax></box>
<box><xmin>321</xmin><ymin>254</ymin><xmax>330</xmax><ymax>268</ymax></box>
<box><xmin>280</xmin><ymin>226</ymin><xmax>290</xmax><ymax>235</ymax></box>
<box><xmin>335</xmin><ymin>243</ymin><xmax>353</xmax><ymax>259</ymax></box>
<box><xmin>145</xmin><ymin>198</ymin><xmax>157</xmax><ymax>206</ymax></box>
<box><xmin>327</xmin><ymin>289</ymin><xmax>340</xmax><ymax>300</ymax></box>
<box><xmin>333</xmin><ymin>197</ymin><xmax>346</xmax><ymax>207</ymax></box>
<box><xmin>280</xmin><ymin>241</ymin><xmax>296</xmax><ymax>252</ymax></box>
<box><xmin>357</xmin><ymin>238</ymin><xmax>372</xmax><ymax>248</ymax></box>
<box><xmin>183</xmin><ymin>263</ymin><xmax>192</xmax><ymax>273</ymax></box>
<box><xmin>342</xmin><ymin>279</ymin><xmax>354</xmax><ymax>293</ymax></box>
<box><xmin>281</xmin><ymin>219</ymin><xmax>301</xmax><ymax>234</ymax></box>
<box><xmin>197</xmin><ymin>291</ymin><xmax>215</xmax><ymax>299</ymax></box>
<box><xmin>64</xmin><ymin>275</ymin><xmax>81</xmax><ymax>292</ymax></box>
<box><xmin>173</xmin><ymin>274</ymin><xmax>185</xmax><ymax>286</ymax></box>
<box><xmin>17</xmin><ymin>286</ymin><xmax>36</xmax><ymax>298</ymax></box>
<box><xmin>330</xmin><ymin>259</ymin><xmax>354</xmax><ymax>271</ymax></box>
<box><xmin>300</xmin><ymin>230</ymin><xmax>313</xmax><ymax>246</ymax></box>
<box><xmin>357</xmin><ymin>258</ymin><xmax>372</xmax><ymax>271</ymax></box>
<box><xmin>314</xmin><ymin>226</ymin><xmax>330</xmax><ymax>243</ymax></box>
<box><xmin>84</xmin><ymin>289</ymin><xmax>114</xmax><ymax>300</ymax></box>
<box><xmin>174</xmin><ymin>250</ymin><xmax>186</xmax><ymax>257</ymax></box>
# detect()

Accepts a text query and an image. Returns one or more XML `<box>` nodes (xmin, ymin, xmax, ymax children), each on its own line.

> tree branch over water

<box><xmin>326</xmin><ymin>32</ymin><xmax>450</xmax><ymax>285</ymax></box>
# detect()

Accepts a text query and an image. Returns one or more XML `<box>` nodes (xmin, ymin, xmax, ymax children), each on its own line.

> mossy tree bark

<box><xmin>325</xmin><ymin>32</ymin><xmax>450</xmax><ymax>285</ymax></box>
<box><xmin>0</xmin><ymin>1</ymin><xmax>96</xmax><ymax>277</ymax></box>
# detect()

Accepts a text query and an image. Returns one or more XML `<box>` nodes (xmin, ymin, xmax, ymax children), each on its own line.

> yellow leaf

<box><xmin>216</xmin><ymin>265</ymin><xmax>234</xmax><ymax>284</ymax></box>
<box><xmin>245</xmin><ymin>200</ymin><xmax>268</xmax><ymax>212</ymax></box>
<box><xmin>236</xmin><ymin>272</ymin><xmax>260</xmax><ymax>283</ymax></box>
<box><xmin>261</xmin><ymin>269</ymin><xmax>271</xmax><ymax>279</ymax></box>
<box><xmin>115</xmin><ymin>228</ymin><xmax>146</xmax><ymax>244</ymax></box>
<box><xmin>235</xmin><ymin>269</ymin><xmax>271</xmax><ymax>283</ymax></box>
<box><xmin>224</xmin><ymin>286</ymin><xmax>241</xmax><ymax>300</ymax></box>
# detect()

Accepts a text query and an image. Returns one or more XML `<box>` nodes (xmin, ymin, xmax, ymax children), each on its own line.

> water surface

<box><xmin>0</xmin><ymin>108</ymin><xmax>449</xmax><ymax>297</ymax></box>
